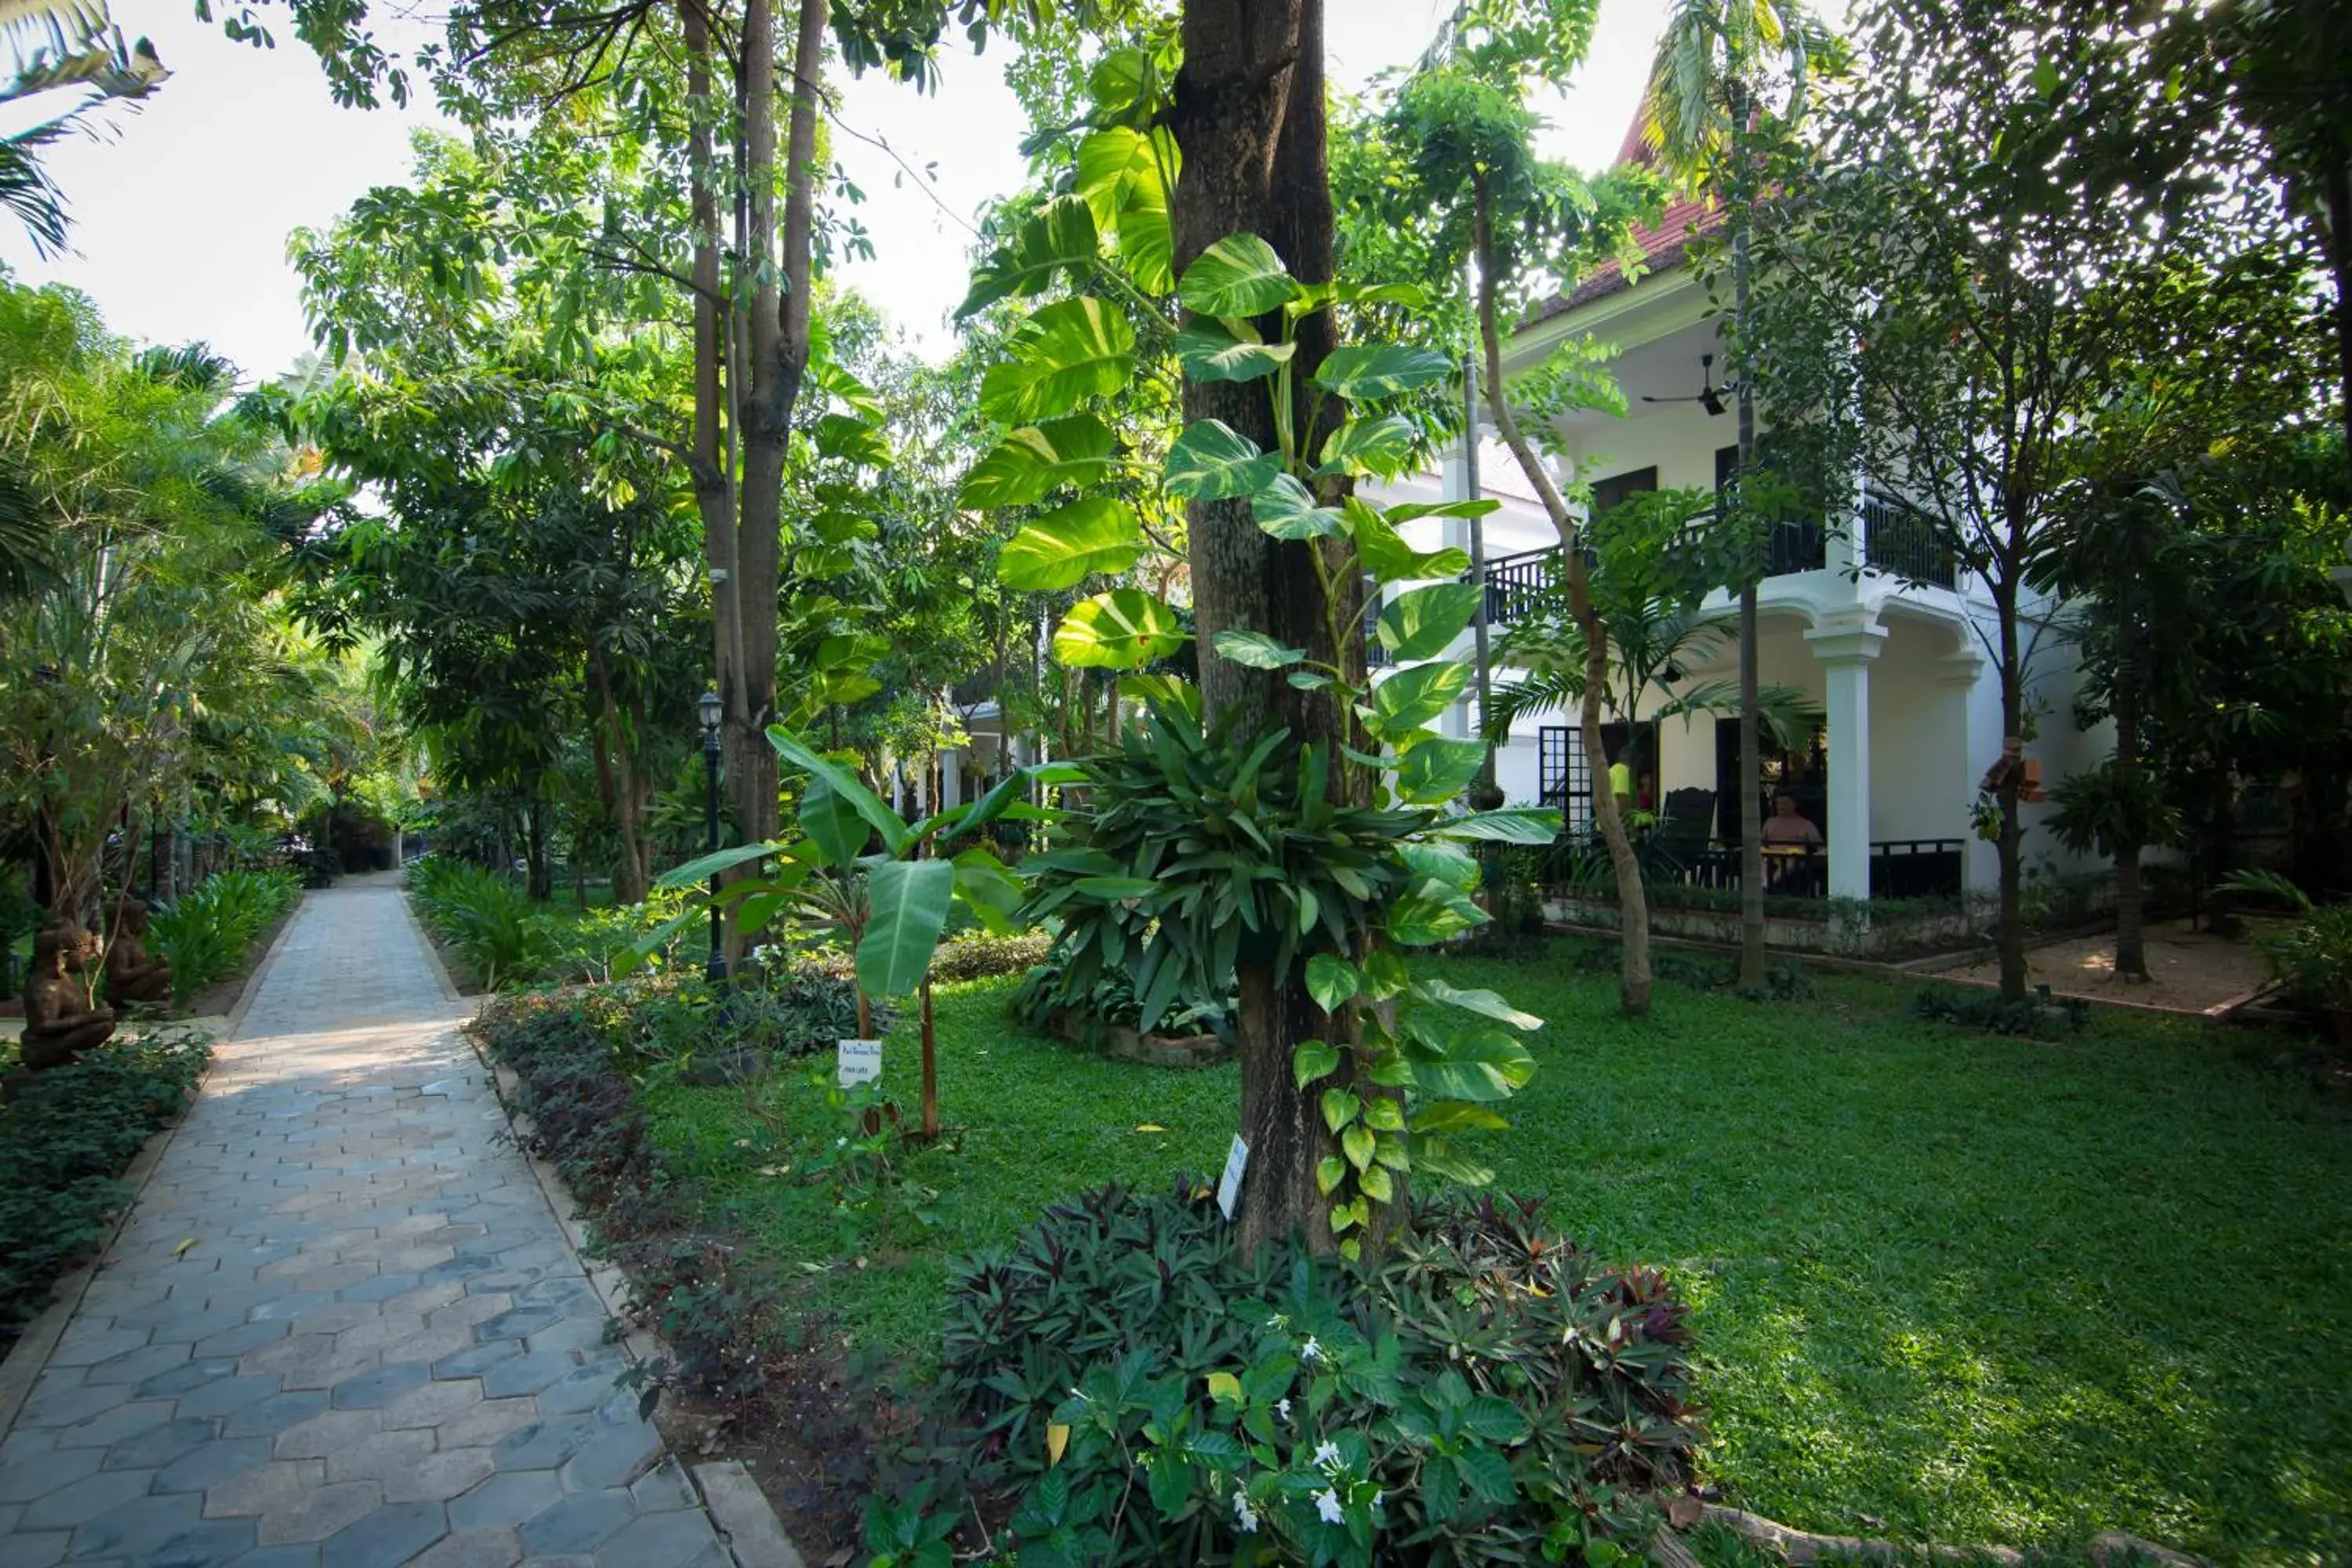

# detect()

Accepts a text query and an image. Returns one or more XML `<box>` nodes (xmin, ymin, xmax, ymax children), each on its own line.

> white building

<box><xmin>1367</xmin><ymin>195</ymin><xmax>2107</xmax><ymax>907</ymax></box>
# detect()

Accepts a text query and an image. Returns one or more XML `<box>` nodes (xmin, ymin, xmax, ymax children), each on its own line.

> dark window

<box><xmin>1538</xmin><ymin>725</ymin><xmax>1585</xmax><ymax>825</ymax></box>
<box><xmin>1590</xmin><ymin>466</ymin><xmax>1657</xmax><ymax>518</ymax></box>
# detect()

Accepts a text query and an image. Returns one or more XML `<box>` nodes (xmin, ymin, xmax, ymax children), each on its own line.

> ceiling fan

<box><xmin>1642</xmin><ymin>353</ymin><xmax>1729</xmax><ymax>417</ymax></box>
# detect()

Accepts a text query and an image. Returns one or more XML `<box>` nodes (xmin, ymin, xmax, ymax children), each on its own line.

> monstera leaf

<box><xmin>1053</xmin><ymin>589</ymin><xmax>1185</xmax><ymax>670</ymax></box>
<box><xmin>978</xmin><ymin>298</ymin><xmax>1138</xmax><ymax>423</ymax></box>
<box><xmin>998</xmin><ymin>498</ymin><xmax>1145</xmax><ymax>591</ymax></box>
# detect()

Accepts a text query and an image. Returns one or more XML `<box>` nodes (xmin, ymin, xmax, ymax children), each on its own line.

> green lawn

<box><xmin>642</xmin><ymin>943</ymin><xmax>2350</xmax><ymax>1563</ymax></box>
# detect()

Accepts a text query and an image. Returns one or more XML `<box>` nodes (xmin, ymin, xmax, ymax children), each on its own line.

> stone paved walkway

<box><xmin>0</xmin><ymin>877</ymin><xmax>731</xmax><ymax>1568</ymax></box>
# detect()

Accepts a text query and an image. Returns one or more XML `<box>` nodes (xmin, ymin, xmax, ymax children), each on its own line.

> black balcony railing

<box><xmin>1862</xmin><ymin>490</ymin><xmax>1958</xmax><ymax>589</ymax></box>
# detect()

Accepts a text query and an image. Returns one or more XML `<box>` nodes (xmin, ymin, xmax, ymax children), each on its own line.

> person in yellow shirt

<box><xmin>1608</xmin><ymin>751</ymin><xmax>1632</xmax><ymax>814</ymax></box>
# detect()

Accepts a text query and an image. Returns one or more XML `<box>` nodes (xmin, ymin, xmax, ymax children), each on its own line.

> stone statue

<box><xmin>20</xmin><ymin>925</ymin><xmax>116</xmax><ymax>1073</ymax></box>
<box><xmin>103</xmin><ymin>897</ymin><xmax>172</xmax><ymax>1007</ymax></box>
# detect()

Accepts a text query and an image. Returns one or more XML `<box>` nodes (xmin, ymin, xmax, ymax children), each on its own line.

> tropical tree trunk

<box><xmin>524</xmin><ymin>797</ymin><xmax>552</xmax><ymax>902</ymax></box>
<box><xmin>2111</xmin><ymin>679</ymin><xmax>2148</xmax><ymax>981</ymax></box>
<box><xmin>1171</xmin><ymin>0</ymin><xmax>1369</xmax><ymax>1258</ymax></box>
<box><xmin>1472</xmin><ymin>180</ymin><xmax>1650</xmax><ymax>1017</ymax></box>
<box><xmin>1994</xmin><ymin>576</ymin><xmax>2027</xmax><ymax>1002</ymax></box>
<box><xmin>1730</xmin><ymin>87</ymin><xmax>1768</xmax><ymax>991</ymax></box>
<box><xmin>586</xmin><ymin>648</ymin><xmax>650</xmax><ymax>905</ymax></box>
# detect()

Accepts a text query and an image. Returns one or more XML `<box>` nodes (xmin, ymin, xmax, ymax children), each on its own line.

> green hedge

<box><xmin>147</xmin><ymin>868</ymin><xmax>302</xmax><ymax>1009</ymax></box>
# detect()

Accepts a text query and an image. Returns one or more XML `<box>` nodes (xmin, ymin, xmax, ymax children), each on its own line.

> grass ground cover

<box><xmin>638</xmin><ymin>942</ymin><xmax>2350</xmax><ymax>1563</ymax></box>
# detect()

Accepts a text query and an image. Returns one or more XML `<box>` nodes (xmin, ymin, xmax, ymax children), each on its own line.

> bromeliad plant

<box><xmin>648</xmin><ymin>728</ymin><xmax>1040</xmax><ymax>1142</ymax></box>
<box><xmin>973</xmin><ymin>223</ymin><xmax>1562</xmax><ymax>1254</ymax></box>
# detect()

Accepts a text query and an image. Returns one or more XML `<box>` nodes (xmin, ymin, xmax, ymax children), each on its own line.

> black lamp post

<box><xmin>699</xmin><ymin>688</ymin><xmax>727</xmax><ymax>985</ymax></box>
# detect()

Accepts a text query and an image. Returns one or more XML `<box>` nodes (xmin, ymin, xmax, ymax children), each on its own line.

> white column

<box><xmin>1805</xmin><ymin>616</ymin><xmax>1888</xmax><ymax>902</ymax></box>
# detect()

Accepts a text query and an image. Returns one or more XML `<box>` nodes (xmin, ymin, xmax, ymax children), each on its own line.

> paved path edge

<box><xmin>476</xmin><ymin>1047</ymin><xmax>809</xmax><ymax>1568</ymax></box>
<box><xmin>0</xmin><ymin>899</ymin><xmax>307</xmax><ymax>1447</ymax></box>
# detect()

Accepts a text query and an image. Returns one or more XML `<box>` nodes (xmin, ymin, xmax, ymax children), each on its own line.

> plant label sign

<box><xmin>1216</xmin><ymin>1134</ymin><xmax>1249</xmax><ymax>1221</ymax></box>
<box><xmin>837</xmin><ymin>1038</ymin><xmax>882</xmax><ymax>1089</ymax></box>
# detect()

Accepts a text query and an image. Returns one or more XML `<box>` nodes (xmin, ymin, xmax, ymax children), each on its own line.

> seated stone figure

<box><xmin>20</xmin><ymin>925</ymin><xmax>116</xmax><ymax>1073</ymax></box>
<box><xmin>103</xmin><ymin>897</ymin><xmax>172</xmax><ymax>1007</ymax></box>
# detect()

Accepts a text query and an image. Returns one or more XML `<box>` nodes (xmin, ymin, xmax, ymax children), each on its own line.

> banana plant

<box><xmin>648</xmin><ymin>727</ymin><xmax>1047</xmax><ymax>1142</ymax></box>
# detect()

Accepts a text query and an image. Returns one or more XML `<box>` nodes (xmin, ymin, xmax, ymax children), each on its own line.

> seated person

<box><xmin>1762</xmin><ymin>791</ymin><xmax>1824</xmax><ymax>848</ymax></box>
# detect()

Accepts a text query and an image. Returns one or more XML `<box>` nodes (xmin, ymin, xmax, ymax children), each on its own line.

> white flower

<box><xmin>1312</xmin><ymin>1440</ymin><xmax>1341</xmax><ymax>1471</ymax></box>
<box><xmin>1316</xmin><ymin>1488</ymin><xmax>1344</xmax><ymax>1525</ymax></box>
<box><xmin>1276</xmin><ymin>1397</ymin><xmax>1293</xmax><ymax>1421</ymax></box>
<box><xmin>837</xmin><ymin>1137</ymin><xmax>848</xmax><ymax>1148</ymax></box>
<box><xmin>1300</xmin><ymin>1336</ymin><xmax>1322</xmax><ymax>1363</ymax></box>
<box><xmin>1265</xmin><ymin>1312</ymin><xmax>1288</xmax><ymax>1330</ymax></box>
<box><xmin>1232</xmin><ymin>1488</ymin><xmax>1259</xmax><ymax>1534</ymax></box>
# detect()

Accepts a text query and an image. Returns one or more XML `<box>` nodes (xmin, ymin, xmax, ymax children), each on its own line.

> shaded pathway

<box><xmin>0</xmin><ymin>877</ymin><xmax>729</xmax><ymax>1568</ymax></box>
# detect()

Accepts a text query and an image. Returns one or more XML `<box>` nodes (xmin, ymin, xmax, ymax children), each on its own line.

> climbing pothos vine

<box><xmin>967</xmin><ymin>209</ymin><xmax>1560</xmax><ymax>1253</ymax></box>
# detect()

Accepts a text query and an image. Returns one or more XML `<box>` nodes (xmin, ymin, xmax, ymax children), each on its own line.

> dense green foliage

<box><xmin>145</xmin><ymin>868</ymin><xmax>301</xmax><ymax>1009</ymax></box>
<box><xmin>0</xmin><ymin>1029</ymin><xmax>211</xmax><ymax>1343</ymax></box>
<box><xmin>887</xmin><ymin>1181</ymin><xmax>1696</xmax><ymax>1564</ymax></box>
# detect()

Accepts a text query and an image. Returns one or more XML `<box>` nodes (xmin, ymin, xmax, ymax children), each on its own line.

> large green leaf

<box><xmin>1432</xmin><ymin>808</ymin><xmax>1563</xmax><ymax>844</ymax></box>
<box><xmin>1251</xmin><ymin>473</ymin><xmax>1347</xmax><ymax>540</ymax></box>
<box><xmin>1116</xmin><ymin>178</ymin><xmax>1174</xmax><ymax>295</ymax></box>
<box><xmin>1386</xmin><ymin>877</ymin><xmax>1491</xmax><ymax>947</ymax></box>
<box><xmin>1211</xmin><ymin>630</ymin><xmax>1303</xmax><ymax>669</ymax></box>
<box><xmin>1385</xmin><ymin>498</ymin><xmax>1504</xmax><ymax>524</ymax></box>
<box><xmin>1052</xmin><ymin>589</ymin><xmax>1185</xmax><ymax>670</ymax></box>
<box><xmin>655</xmin><ymin>840</ymin><xmax>787</xmax><ymax>890</ymax></box>
<box><xmin>1407</xmin><ymin>1028</ymin><xmax>1536</xmax><ymax>1102</ymax></box>
<box><xmin>1174</xmin><ymin>320</ymin><xmax>1294</xmax><ymax>385</ymax></box>
<box><xmin>1377</xmin><ymin>582</ymin><xmax>1482</xmax><ymax>659</ymax></box>
<box><xmin>997</xmin><ymin>497</ymin><xmax>1144</xmax><ymax>591</ymax></box>
<box><xmin>1351</xmin><ymin>499</ymin><xmax>1472</xmax><ymax>583</ymax></box>
<box><xmin>1396</xmin><ymin>735</ymin><xmax>1487</xmax><ymax>803</ymax></box>
<box><xmin>1371</xmin><ymin>660</ymin><xmax>1471</xmax><ymax>733</ymax></box>
<box><xmin>767</xmin><ymin>729</ymin><xmax>909</xmax><ymax>853</ymax></box>
<box><xmin>1314</xmin><ymin>343</ymin><xmax>1454</xmax><ymax>401</ymax></box>
<box><xmin>959</xmin><ymin>415</ymin><xmax>1116</xmax><ymax>510</ymax></box>
<box><xmin>958</xmin><ymin>195</ymin><xmax>1098</xmax><ymax>318</ymax></box>
<box><xmin>1316</xmin><ymin>414</ymin><xmax>1419</xmax><ymax>479</ymax></box>
<box><xmin>799</xmin><ymin>776</ymin><xmax>869</xmax><ymax>868</ymax></box>
<box><xmin>858</xmin><ymin>858</ymin><xmax>956</xmax><ymax>998</ymax></box>
<box><xmin>1420</xmin><ymin>977</ymin><xmax>1543</xmax><ymax>1032</ymax></box>
<box><xmin>1178</xmin><ymin>233</ymin><xmax>1294</xmax><ymax>318</ymax></box>
<box><xmin>1165</xmin><ymin>419</ymin><xmax>1279</xmax><ymax>500</ymax></box>
<box><xmin>1074</xmin><ymin>126</ymin><xmax>1157</xmax><ymax>223</ymax></box>
<box><xmin>978</xmin><ymin>298</ymin><xmax>1138</xmax><ymax>423</ymax></box>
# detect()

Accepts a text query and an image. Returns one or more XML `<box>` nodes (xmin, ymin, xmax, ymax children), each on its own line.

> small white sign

<box><xmin>1216</xmin><ymin>1134</ymin><xmax>1249</xmax><ymax>1221</ymax></box>
<box><xmin>837</xmin><ymin>1038</ymin><xmax>882</xmax><ymax>1088</ymax></box>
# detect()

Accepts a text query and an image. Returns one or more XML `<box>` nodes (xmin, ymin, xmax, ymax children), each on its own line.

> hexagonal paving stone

<box><xmin>380</xmin><ymin>1376</ymin><xmax>482</xmax><ymax>1432</ymax></box>
<box><xmin>177</xmin><ymin>1373</ymin><xmax>288</xmax><ymax>1421</ymax></box>
<box><xmin>0</xmin><ymin>1442</ymin><xmax>103</xmax><ymax>1504</ymax></box>
<box><xmin>521</xmin><ymin>1319</ymin><xmax>609</xmax><ymax>1358</ymax></box>
<box><xmin>82</xmin><ymin>1340</ymin><xmax>194</xmax><ymax>1386</ymax></box>
<box><xmin>480</xmin><ymin>1352</ymin><xmax>575</xmax><ymax>1401</ymax></box>
<box><xmin>0</xmin><ymin>1530</ymin><xmax>71</xmax><ymax>1568</ymax></box>
<box><xmin>329</xmin><ymin>1361</ymin><xmax>429</xmax><ymax>1410</ymax></box>
<box><xmin>56</xmin><ymin>1396</ymin><xmax>176</xmax><ymax>1448</ymax></box>
<box><xmin>16</xmin><ymin>1380</ymin><xmax>135</xmax><ymax>1430</ymax></box>
<box><xmin>383</xmin><ymin>1446</ymin><xmax>495</xmax><ymax>1506</ymax></box>
<box><xmin>430</xmin><ymin>1341</ymin><xmax>522</xmax><ymax>1380</ymax></box>
<box><xmin>125</xmin><ymin>1515</ymin><xmax>263</xmax><ymax>1566</ymax></box>
<box><xmin>100</xmin><ymin>1415</ymin><xmax>217</xmax><ymax>1471</ymax></box>
<box><xmin>205</xmin><ymin>1460</ymin><xmax>326</xmax><ymax>1519</ymax></box>
<box><xmin>489</xmin><ymin>1414</ymin><xmax>601</xmax><ymax>1474</ymax></box>
<box><xmin>247</xmin><ymin>1291</ymin><xmax>336</xmax><ymax>1323</ymax></box>
<box><xmin>555</xmin><ymin>1422</ymin><xmax>661</xmax><ymax>1494</ymax></box>
<box><xmin>597</xmin><ymin>1508</ymin><xmax>723</xmax><ymax>1568</ymax></box>
<box><xmin>470</xmin><ymin>1307</ymin><xmax>561</xmax><ymax>1344</ymax></box>
<box><xmin>19</xmin><ymin>1465</ymin><xmax>158</xmax><ymax>1530</ymax></box>
<box><xmin>447</xmin><ymin>1469</ymin><xmax>564</xmax><ymax>1534</ymax></box>
<box><xmin>64</xmin><ymin>1490</ymin><xmax>209</xmax><ymax>1559</ymax></box>
<box><xmin>629</xmin><ymin>1457</ymin><xmax>696</xmax><ymax>1515</ymax></box>
<box><xmin>252</xmin><ymin>1479</ymin><xmax>384</xmax><ymax>1546</ymax></box>
<box><xmin>221</xmin><ymin>1543</ymin><xmax>325</xmax><ymax>1568</ymax></box>
<box><xmin>339</xmin><ymin>1272</ymin><xmax>423</xmax><ymax>1305</ymax></box>
<box><xmin>532</xmin><ymin>1363</ymin><xmax>623</xmax><ymax>1417</ymax></box>
<box><xmin>154</xmin><ymin>1436</ymin><xmax>275</xmax><ymax>1495</ymax></box>
<box><xmin>196</xmin><ymin>1319</ymin><xmax>294</xmax><ymax>1359</ymax></box>
<box><xmin>408</xmin><ymin>1526</ymin><xmax>523</xmax><ymax>1568</ymax></box>
<box><xmin>326</xmin><ymin>1427</ymin><xmax>436</xmax><ymax>1484</ymax></box>
<box><xmin>220</xmin><ymin>1390</ymin><xmax>331</xmax><ymax>1440</ymax></box>
<box><xmin>136</xmin><ymin>1356</ymin><xmax>241</xmax><ymax>1399</ymax></box>
<box><xmin>321</xmin><ymin>1498</ymin><xmax>448</xmax><ymax>1568</ymax></box>
<box><xmin>514</xmin><ymin>1488</ymin><xmax>636</xmax><ymax>1556</ymax></box>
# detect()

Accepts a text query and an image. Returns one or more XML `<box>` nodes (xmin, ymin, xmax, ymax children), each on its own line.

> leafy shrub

<box><xmin>1011</xmin><ymin>950</ymin><xmax>1236</xmax><ymax>1042</ymax></box>
<box><xmin>2220</xmin><ymin>869</ymin><xmax>2352</xmax><ymax>1016</ymax></box>
<box><xmin>1912</xmin><ymin>985</ymin><xmax>2088</xmax><ymax>1038</ymax></box>
<box><xmin>929</xmin><ymin>927</ymin><xmax>1054</xmax><ymax>984</ymax></box>
<box><xmin>545</xmin><ymin>888</ymin><xmax>694</xmax><ymax>984</ymax></box>
<box><xmin>147</xmin><ymin>867</ymin><xmax>302</xmax><ymax>1007</ymax></box>
<box><xmin>408</xmin><ymin>855</ymin><xmax>557</xmax><ymax>989</ymax></box>
<box><xmin>887</xmin><ymin>1181</ymin><xmax>1699</xmax><ymax>1564</ymax></box>
<box><xmin>0</xmin><ymin>1029</ymin><xmax>211</xmax><ymax>1342</ymax></box>
<box><xmin>1566</xmin><ymin>942</ymin><xmax>1812</xmax><ymax>1001</ymax></box>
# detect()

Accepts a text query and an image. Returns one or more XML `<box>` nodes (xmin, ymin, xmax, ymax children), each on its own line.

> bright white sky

<box><xmin>0</xmin><ymin>1</ymin><xmax>1675</xmax><ymax>383</ymax></box>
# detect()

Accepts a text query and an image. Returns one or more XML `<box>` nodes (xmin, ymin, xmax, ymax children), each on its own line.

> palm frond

<box><xmin>1486</xmin><ymin>666</ymin><xmax>1591</xmax><ymax>742</ymax></box>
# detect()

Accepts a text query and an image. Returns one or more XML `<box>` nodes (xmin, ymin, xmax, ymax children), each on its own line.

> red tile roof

<box><xmin>1525</xmin><ymin>103</ymin><xmax>1726</xmax><ymax>327</ymax></box>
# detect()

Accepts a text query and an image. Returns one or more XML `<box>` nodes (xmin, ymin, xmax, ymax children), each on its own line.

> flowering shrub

<box><xmin>876</xmin><ymin>1181</ymin><xmax>1700</xmax><ymax>1564</ymax></box>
